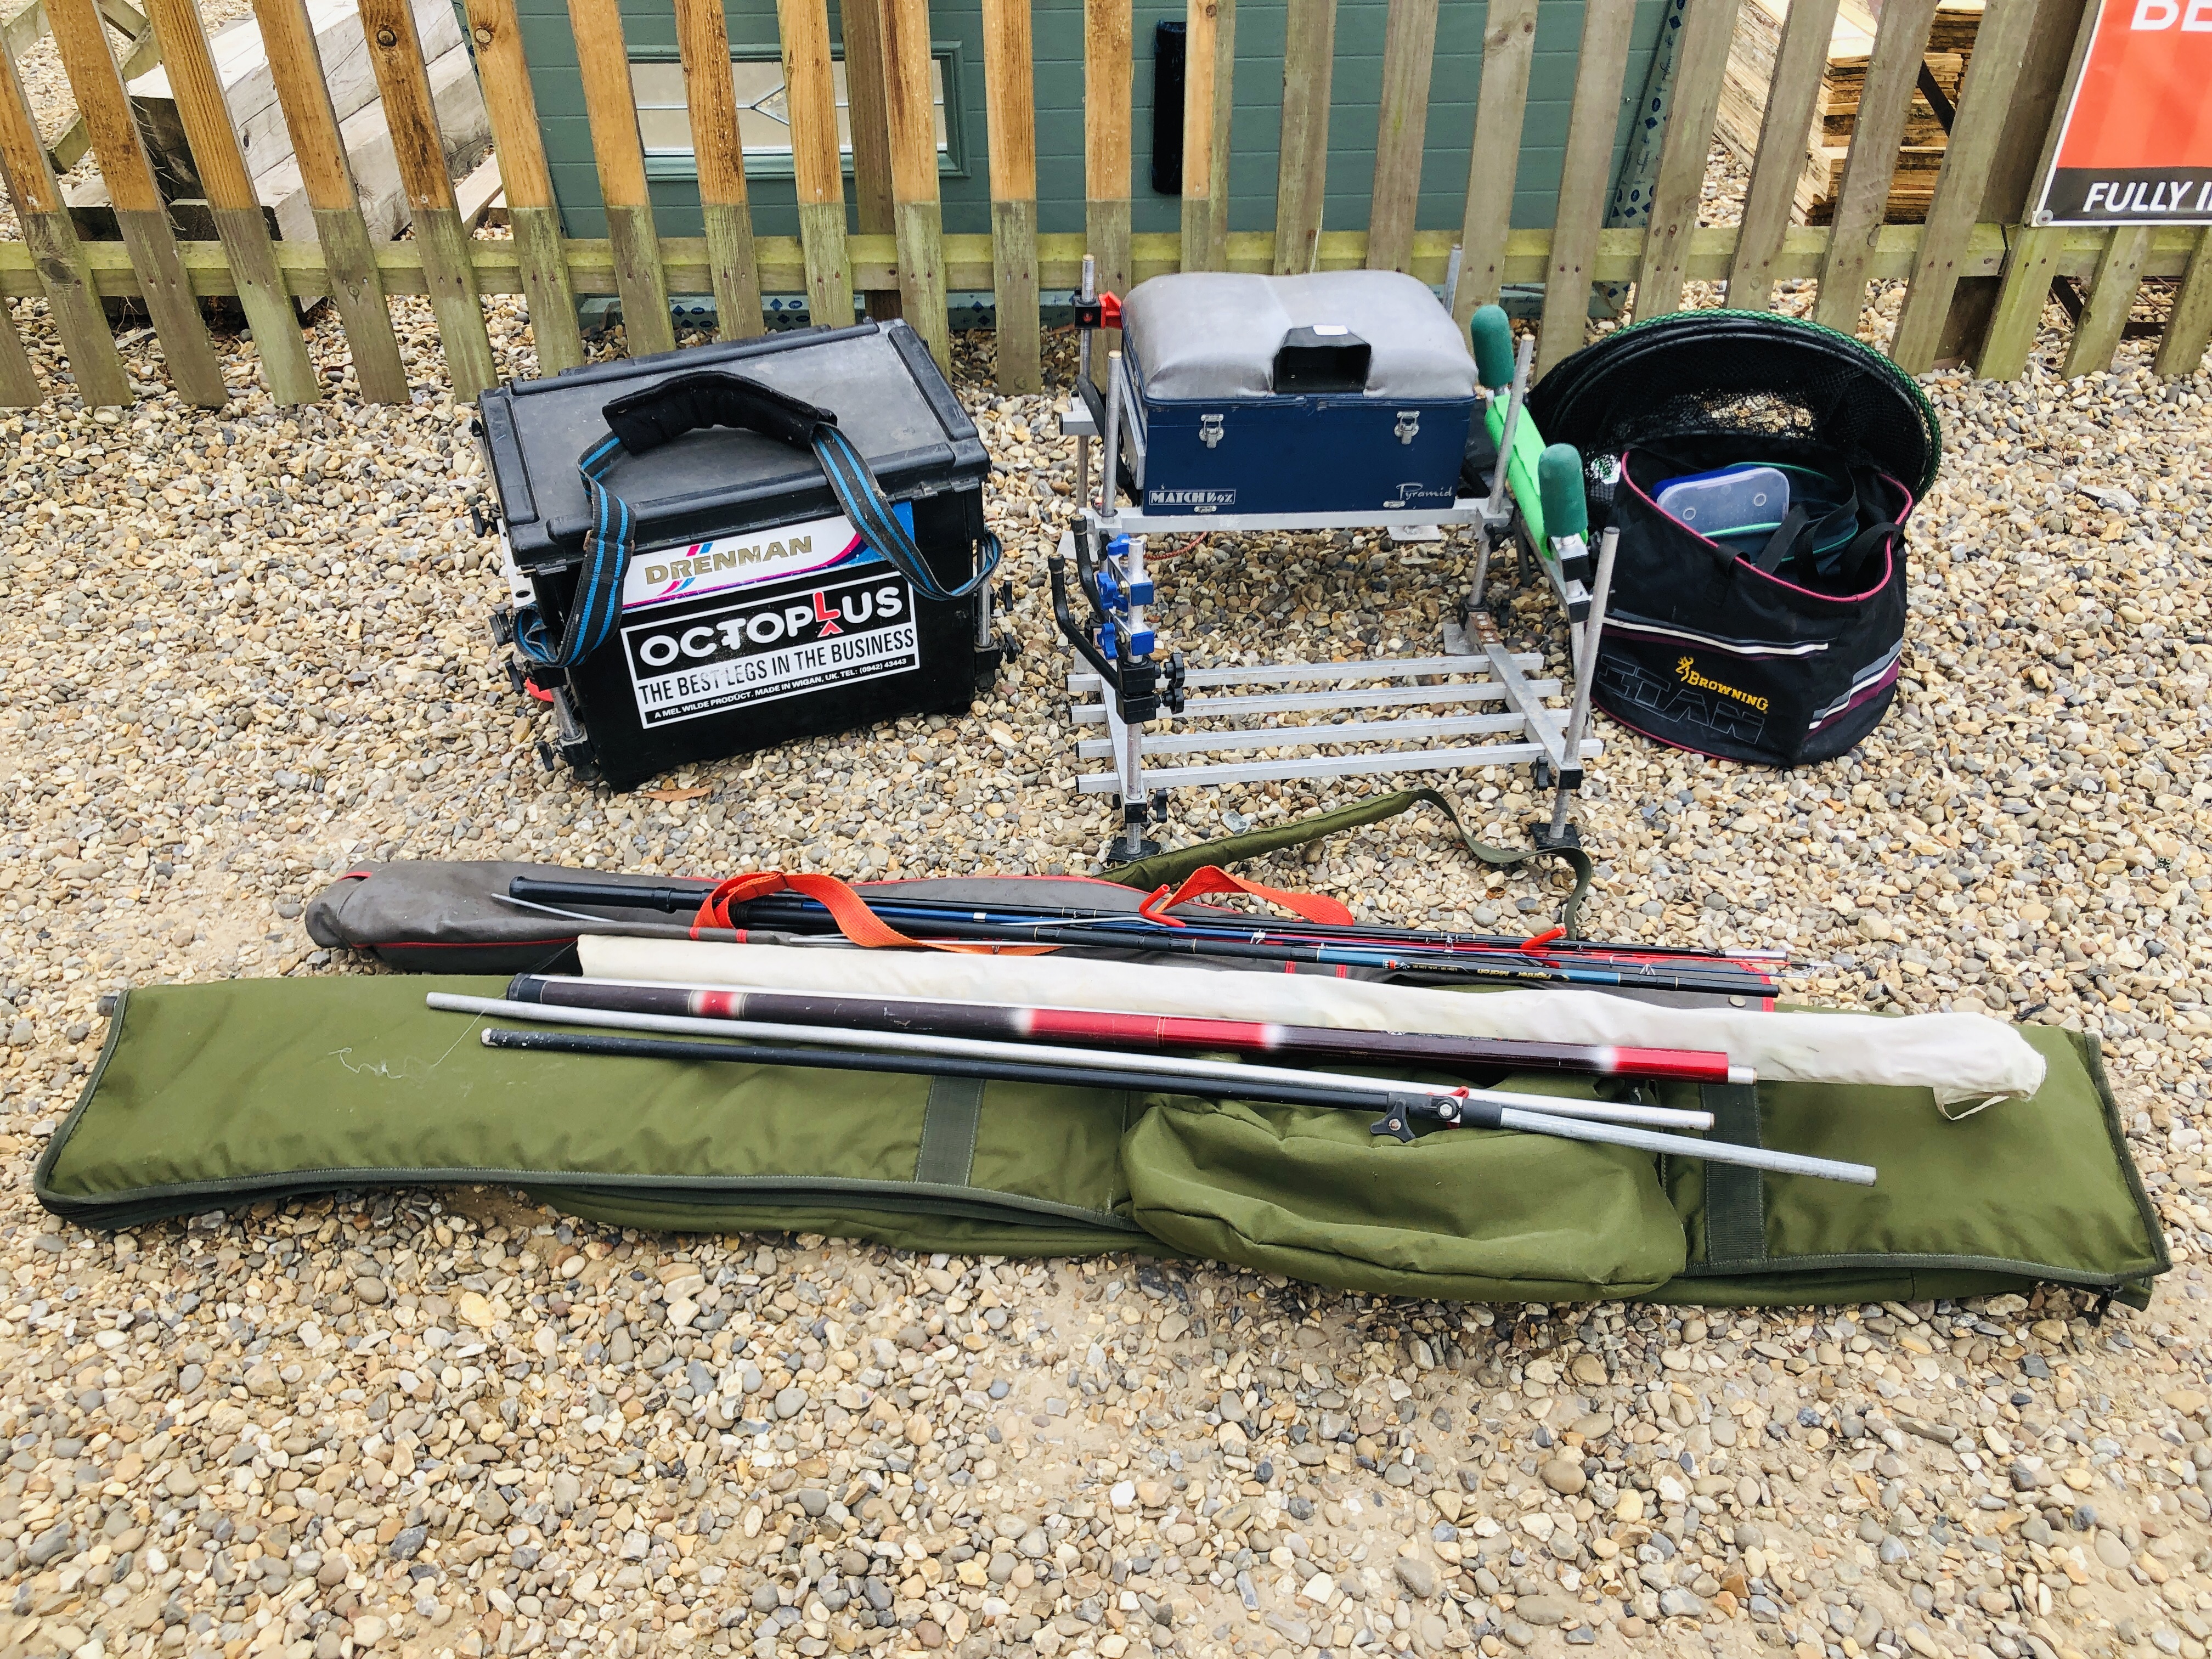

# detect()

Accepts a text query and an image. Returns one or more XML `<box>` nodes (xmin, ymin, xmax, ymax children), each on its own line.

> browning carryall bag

<box><xmin>40</xmin><ymin>876</ymin><xmax>2166</xmax><ymax>1308</ymax></box>
<box><xmin>1527</xmin><ymin>312</ymin><xmax>1941</xmax><ymax>768</ymax></box>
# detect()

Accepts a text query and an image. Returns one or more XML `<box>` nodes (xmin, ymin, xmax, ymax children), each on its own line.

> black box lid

<box><xmin>478</xmin><ymin>320</ymin><xmax>989</xmax><ymax>572</ymax></box>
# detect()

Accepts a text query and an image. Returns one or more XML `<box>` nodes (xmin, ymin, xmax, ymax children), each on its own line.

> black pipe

<box><xmin>481</xmin><ymin>1025</ymin><xmax>1466</xmax><ymax>1121</ymax></box>
<box><xmin>511</xmin><ymin>878</ymin><xmax>710</xmax><ymax>914</ymax></box>
<box><xmin>1048</xmin><ymin>554</ymin><xmax>1121</xmax><ymax>683</ymax></box>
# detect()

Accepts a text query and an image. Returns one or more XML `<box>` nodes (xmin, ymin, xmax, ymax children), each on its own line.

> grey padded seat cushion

<box><xmin>1121</xmin><ymin>270</ymin><xmax>1477</xmax><ymax>400</ymax></box>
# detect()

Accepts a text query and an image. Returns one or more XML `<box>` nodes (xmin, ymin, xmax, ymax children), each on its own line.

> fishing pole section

<box><xmin>427</xmin><ymin>991</ymin><xmax>1874</xmax><ymax>1186</ymax></box>
<box><xmin>501</xmin><ymin>876</ymin><xmax>1782</xmax><ymax>1000</ymax></box>
<box><xmin>504</xmin><ymin>973</ymin><xmax>1757</xmax><ymax>1086</ymax></box>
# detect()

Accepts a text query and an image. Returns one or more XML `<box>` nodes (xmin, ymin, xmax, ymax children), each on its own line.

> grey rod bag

<box><xmin>303</xmin><ymin>862</ymin><xmax>1403</xmax><ymax>979</ymax></box>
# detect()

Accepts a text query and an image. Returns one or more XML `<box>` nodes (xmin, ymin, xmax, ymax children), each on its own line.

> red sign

<box><xmin>2034</xmin><ymin>0</ymin><xmax>2212</xmax><ymax>224</ymax></box>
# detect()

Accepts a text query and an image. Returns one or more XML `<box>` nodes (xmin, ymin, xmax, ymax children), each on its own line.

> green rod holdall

<box><xmin>38</xmin><ymin>977</ymin><xmax>2166</xmax><ymax>1308</ymax></box>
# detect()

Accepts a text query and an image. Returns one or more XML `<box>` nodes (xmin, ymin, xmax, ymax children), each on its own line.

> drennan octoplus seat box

<box><xmin>476</xmin><ymin>321</ymin><xmax>1001</xmax><ymax>789</ymax></box>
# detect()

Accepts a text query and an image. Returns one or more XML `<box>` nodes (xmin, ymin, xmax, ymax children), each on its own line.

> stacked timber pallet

<box><xmin>1718</xmin><ymin>0</ymin><xmax>1983</xmax><ymax>224</ymax></box>
<box><xmin>66</xmin><ymin>0</ymin><xmax>490</xmax><ymax>250</ymax></box>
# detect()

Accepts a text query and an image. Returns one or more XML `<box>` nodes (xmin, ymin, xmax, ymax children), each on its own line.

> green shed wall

<box><xmin>518</xmin><ymin>0</ymin><xmax>1670</xmax><ymax>275</ymax></box>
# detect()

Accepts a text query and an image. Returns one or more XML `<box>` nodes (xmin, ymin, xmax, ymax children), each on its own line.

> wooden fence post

<box><xmin>0</xmin><ymin>298</ymin><xmax>37</xmax><ymax>405</ymax></box>
<box><xmin>1205</xmin><ymin>0</ymin><xmax>1235</xmax><ymax>272</ymax></box>
<box><xmin>1628</xmin><ymin>0</ymin><xmax>1740</xmax><ymax>320</ymax></box>
<box><xmin>2154</xmin><ymin>228</ymin><xmax>2212</xmax><ymax>379</ymax></box>
<box><xmin>1535</xmin><ymin>0</ymin><xmax>1635</xmax><ymax>375</ymax></box>
<box><xmin>675</xmin><ymin>0</ymin><xmax>764</xmax><ymax>341</ymax></box>
<box><xmin>568</xmin><ymin>0</ymin><xmax>675</xmax><ymax>355</ymax></box>
<box><xmin>255</xmin><ymin>0</ymin><xmax>414</xmax><ymax>401</ymax></box>
<box><xmin>143</xmin><ymin>0</ymin><xmax>323</xmax><ymax>404</ymax></box>
<box><xmin>776</xmin><ymin>0</ymin><xmax>853</xmax><ymax>330</ymax></box>
<box><xmin>1271</xmin><ymin>0</ymin><xmax>1335</xmax><ymax>274</ymax></box>
<box><xmin>1365</xmin><ymin>0</ymin><xmax>1438</xmax><ymax>275</ymax></box>
<box><xmin>882</xmin><ymin>0</ymin><xmax>949</xmax><ymax>366</ymax></box>
<box><xmin>1976</xmin><ymin>0</ymin><xmax>2094</xmax><ymax>379</ymax></box>
<box><xmin>48</xmin><ymin>0</ymin><xmax>160</xmax><ymax>178</ymax></box>
<box><xmin>979</xmin><ymin>0</ymin><xmax>1039</xmax><ymax>390</ymax></box>
<box><xmin>1930</xmin><ymin>0</ymin><xmax>2087</xmax><ymax>365</ymax></box>
<box><xmin>1452</xmin><ymin>0</ymin><xmax>1536</xmax><ymax>323</ymax></box>
<box><xmin>1180</xmin><ymin>0</ymin><xmax>1219</xmax><ymax>272</ymax></box>
<box><xmin>1977</xmin><ymin>227</ymin><xmax>2065</xmax><ymax>378</ymax></box>
<box><xmin>46</xmin><ymin>0</ymin><xmax>227</xmax><ymax>405</ymax></box>
<box><xmin>1084</xmin><ymin>0</ymin><xmax>1131</xmax><ymax>363</ymax></box>
<box><xmin>464</xmin><ymin>0</ymin><xmax>585</xmax><ymax>373</ymax></box>
<box><xmin>357</xmin><ymin>0</ymin><xmax>498</xmax><ymax>397</ymax></box>
<box><xmin>1722</xmin><ymin>0</ymin><xmax>1838</xmax><ymax>310</ymax></box>
<box><xmin>2057</xmin><ymin>225</ymin><xmax>2151</xmax><ymax>379</ymax></box>
<box><xmin>1888</xmin><ymin>0</ymin><xmax>2038</xmax><ymax>374</ymax></box>
<box><xmin>841</xmin><ymin>0</ymin><xmax>901</xmax><ymax>320</ymax></box>
<box><xmin>1810</xmin><ymin>0</ymin><xmax>1939</xmax><ymax>334</ymax></box>
<box><xmin>0</xmin><ymin>38</ymin><xmax>108</xmax><ymax>403</ymax></box>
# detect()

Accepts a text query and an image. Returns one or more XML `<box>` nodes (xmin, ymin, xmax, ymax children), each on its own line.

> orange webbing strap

<box><xmin>691</xmin><ymin>872</ymin><xmax>1053</xmax><ymax>954</ymax></box>
<box><xmin>1136</xmin><ymin>865</ymin><xmax>1356</xmax><ymax>928</ymax></box>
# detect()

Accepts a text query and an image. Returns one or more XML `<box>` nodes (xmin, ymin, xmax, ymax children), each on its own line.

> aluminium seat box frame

<box><xmin>1053</xmin><ymin>262</ymin><xmax>1613</xmax><ymax>862</ymax></box>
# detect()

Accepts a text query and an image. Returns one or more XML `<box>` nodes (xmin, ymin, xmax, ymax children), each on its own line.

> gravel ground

<box><xmin>1</xmin><ymin>254</ymin><xmax>2211</xmax><ymax>1659</ymax></box>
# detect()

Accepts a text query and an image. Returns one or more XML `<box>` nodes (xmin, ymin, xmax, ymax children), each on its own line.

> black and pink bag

<box><xmin>1527</xmin><ymin>312</ymin><xmax>1940</xmax><ymax>769</ymax></box>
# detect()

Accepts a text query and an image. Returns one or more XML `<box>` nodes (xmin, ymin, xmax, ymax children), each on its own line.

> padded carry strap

<box><xmin>1103</xmin><ymin>787</ymin><xmax>1594</xmax><ymax>937</ymax></box>
<box><xmin>515</xmin><ymin>369</ymin><xmax>1002</xmax><ymax>668</ymax></box>
<box><xmin>1137</xmin><ymin>867</ymin><xmax>1357</xmax><ymax>927</ymax></box>
<box><xmin>691</xmin><ymin>871</ymin><xmax>1052</xmax><ymax>955</ymax></box>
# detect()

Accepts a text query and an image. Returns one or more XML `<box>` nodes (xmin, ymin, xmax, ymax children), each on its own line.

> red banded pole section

<box><xmin>506</xmin><ymin>975</ymin><xmax>1752</xmax><ymax>1086</ymax></box>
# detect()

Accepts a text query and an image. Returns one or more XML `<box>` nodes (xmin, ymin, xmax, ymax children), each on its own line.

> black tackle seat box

<box><xmin>1119</xmin><ymin>270</ymin><xmax>1477</xmax><ymax>515</ymax></box>
<box><xmin>475</xmin><ymin>321</ymin><xmax>999</xmax><ymax>791</ymax></box>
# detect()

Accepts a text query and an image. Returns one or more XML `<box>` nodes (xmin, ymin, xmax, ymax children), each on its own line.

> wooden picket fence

<box><xmin>1</xmin><ymin>0</ymin><xmax>2210</xmax><ymax>411</ymax></box>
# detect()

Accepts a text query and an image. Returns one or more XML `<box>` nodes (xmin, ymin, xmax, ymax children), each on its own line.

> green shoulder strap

<box><xmin>1101</xmin><ymin>787</ymin><xmax>1595</xmax><ymax>937</ymax></box>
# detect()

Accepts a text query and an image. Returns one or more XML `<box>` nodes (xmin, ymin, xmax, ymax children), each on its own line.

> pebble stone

<box><xmin>0</xmin><ymin>115</ymin><xmax>2206</xmax><ymax>1659</ymax></box>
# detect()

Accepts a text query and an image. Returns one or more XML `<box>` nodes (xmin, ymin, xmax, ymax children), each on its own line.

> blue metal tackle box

<box><xmin>1116</xmin><ymin>271</ymin><xmax>1478</xmax><ymax>515</ymax></box>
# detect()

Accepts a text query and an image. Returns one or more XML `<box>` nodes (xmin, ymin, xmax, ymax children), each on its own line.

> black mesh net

<box><xmin>1524</xmin><ymin>312</ymin><xmax>1941</xmax><ymax>500</ymax></box>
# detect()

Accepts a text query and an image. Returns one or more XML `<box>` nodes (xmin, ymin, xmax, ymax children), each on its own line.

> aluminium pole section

<box><xmin>430</xmin><ymin>991</ymin><xmax>1714</xmax><ymax>1127</ymax></box>
<box><xmin>466</xmin><ymin>1019</ymin><xmax>1876</xmax><ymax>1184</ymax></box>
<box><xmin>1549</xmin><ymin>523</ymin><xmax>1617</xmax><ymax>843</ymax></box>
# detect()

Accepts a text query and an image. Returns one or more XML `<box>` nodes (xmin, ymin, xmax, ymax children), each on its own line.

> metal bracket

<box><xmin>1527</xmin><ymin>817</ymin><xmax>1584</xmax><ymax>853</ymax></box>
<box><xmin>1466</xmin><ymin>608</ymin><xmax>1575</xmax><ymax>776</ymax></box>
<box><xmin>1372</xmin><ymin>1091</ymin><xmax>1460</xmax><ymax>1143</ymax></box>
<box><xmin>1059</xmin><ymin>398</ymin><xmax>1099</xmax><ymax>440</ymax></box>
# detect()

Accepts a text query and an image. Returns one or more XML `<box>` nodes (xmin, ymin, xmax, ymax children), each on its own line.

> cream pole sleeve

<box><xmin>574</xmin><ymin>938</ymin><xmax>2046</xmax><ymax>1107</ymax></box>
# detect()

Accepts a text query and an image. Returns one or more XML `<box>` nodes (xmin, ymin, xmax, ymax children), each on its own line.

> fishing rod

<box><xmin>738</xmin><ymin>910</ymin><xmax>1767</xmax><ymax>996</ymax></box>
<box><xmin>507</xmin><ymin>973</ymin><xmax>1756</xmax><ymax>1086</ymax></box>
<box><xmin>504</xmin><ymin>876</ymin><xmax>1781</xmax><ymax>985</ymax></box>
<box><xmin>506</xmin><ymin>876</ymin><xmax>1782</xmax><ymax>970</ymax></box>
<box><xmin>432</xmin><ymin>991</ymin><xmax>1714</xmax><ymax>1128</ymax></box>
<box><xmin>728</xmin><ymin>897</ymin><xmax>1781</xmax><ymax>984</ymax></box>
<box><xmin>447</xmin><ymin>1013</ymin><xmax>1874</xmax><ymax>1185</ymax></box>
<box><xmin>504</xmin><ymin>882</ymin><xmax>1774</xmax><ymax>997</ymax></box>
